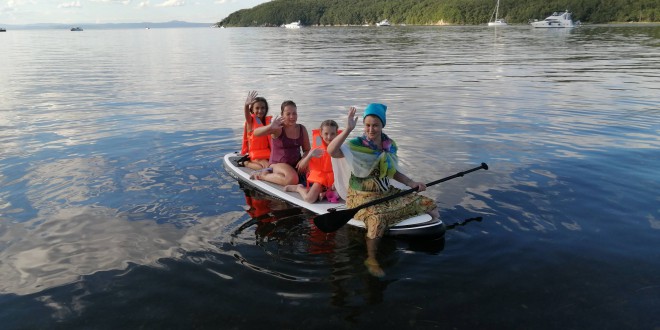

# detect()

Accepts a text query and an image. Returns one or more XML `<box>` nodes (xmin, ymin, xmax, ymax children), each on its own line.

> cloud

<box><xmin>155</xmin><ymin>0</ymin><xmax>185</xmax><ymax>7</ymax></box>
<box><xmin>138</xmin><ymin>0</ymin><xmax>149</xmax><ymax>8</ymax></box>
<box><xmin>58</xmin><ymin>1</ymin><xmax>82</xmax><ymax>8</ymax></box>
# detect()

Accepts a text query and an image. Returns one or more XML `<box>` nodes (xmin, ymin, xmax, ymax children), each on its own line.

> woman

<box><xmin>252</xmin><ymin>100</ymin><xmax>311</xmax><ymax>186</ymax></box>
<box><xmin>327</xmin><ymin>104</ymin><xmax>439</xmax><ymax>277</ymax></box>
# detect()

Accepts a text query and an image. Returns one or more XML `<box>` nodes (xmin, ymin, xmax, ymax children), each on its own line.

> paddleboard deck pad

<box><xmin>223</xmin><ymin>152</ymin><xmax>446</xmax><ymax>237</ymax></box>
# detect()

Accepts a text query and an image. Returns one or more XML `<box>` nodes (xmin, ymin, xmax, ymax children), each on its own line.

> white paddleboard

<box><xmin>223</xmin><ymin>152</ymin><xmax>445</xmax><ymax>237</ymax></box>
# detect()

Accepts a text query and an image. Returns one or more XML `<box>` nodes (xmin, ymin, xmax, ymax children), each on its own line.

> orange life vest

<box><xmin>307</xmin><ymin>128</ymin><xmax>341</xmax><ymax>188</ymax></box>
<box><xmin>241</xmin><ymin>114</ymin><xmax>271</xmax><ymax>160</ymax></box>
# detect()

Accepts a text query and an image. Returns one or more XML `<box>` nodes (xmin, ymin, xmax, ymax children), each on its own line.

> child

<box><xmin>240</xmin><ymin>90</ymin><xmax>272</xmax><ymax>170</ymax></box>
<box><xmin>284</xmin><ymin>120</ymin><xmax>340</xmax><ymax>203</ymax></box>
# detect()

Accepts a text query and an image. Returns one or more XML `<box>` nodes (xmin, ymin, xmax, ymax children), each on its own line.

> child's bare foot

<box><xmin>284</xmin><ymin>184</ymin><xmax>303</xmax><ymax>192</ymax></box>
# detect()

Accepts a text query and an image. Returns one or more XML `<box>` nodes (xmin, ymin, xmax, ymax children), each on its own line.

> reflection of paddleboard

<box><xmin>223</xmin><ymin>152</ymin><xmax>446</xmax><ymax>238</ymax></box>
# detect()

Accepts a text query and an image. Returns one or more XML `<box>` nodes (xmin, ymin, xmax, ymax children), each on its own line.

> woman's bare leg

<box><xmin>258</xmin><ymin>163</ymin><xmax>298</xmax><ymax>186</ymax></box>
<box><xmin>365</xmin><ymin>238</ymin><xmax>385</xmax><ymax>278</ymax></box>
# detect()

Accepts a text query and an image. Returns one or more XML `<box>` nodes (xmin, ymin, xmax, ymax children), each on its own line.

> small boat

<box><xmin>0</xmin><ymin>28</ymin><xmax>6</xmax><ymax>32</ymax></box>
<box><xmin>531</xmin><ymin>10</ymin><xmax>578</xmax><ymax>28</ymax></box>
<box><xmin>376</xmin><ymin>19</ymin><xmax>391</xmax><ymax>27</ymax></box>
<box><xmin>284</xmin><ymin>21</ymin><xmax>302</xmax><ymax>29</ymax></box>
<box><xmin>487</xmin><ymin>0</ymin><xmax>507</xmax><ymax>26</ymax></box>
<box><xmin>70</xmin><ymin>27</ymin><xmax>83</xmax><ymax>31</ymax></box>
<box><xmin>223</xmin><ymin>153</ymin><xmax>446</xmax><ymax>238</ymax></box>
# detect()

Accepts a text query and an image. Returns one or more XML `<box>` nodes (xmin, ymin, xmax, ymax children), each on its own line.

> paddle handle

<box><xmin>353</xmin><ymin>163</ymin><xmax>488</xmax><ymax>212</ymax></box>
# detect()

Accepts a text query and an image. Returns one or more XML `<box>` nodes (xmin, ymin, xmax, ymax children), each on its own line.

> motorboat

<box><xmin>376</xmin><ymin>19</ymin><xmax>391</xmax><ymax>27</ymax></box>
<box><xmin>70</xmin><ymin>27</ymin><xmax>83</xmax><ymax>31</ymax></box>
<box><xmin>488</xmin><ymin>0</ymin><xmax>507</xmax><ymax>26</ymax></box>
<box><xmin>0</xmin><ymin>28</ymin><xmax>6</xmax><ymax>32</ymax></box>
<box><xmin>284</xmin><ymin>21</ymin><xmax>301</xmax><ymax>29</ymax></box>
<box><xmin>531</xmin><ymin>10</ymin><xmax>578</xmax><ymax>28</ymax></box>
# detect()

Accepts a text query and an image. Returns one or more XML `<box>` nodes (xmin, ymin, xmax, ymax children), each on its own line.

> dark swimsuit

<box><xmin>269</xmin><ymin>125</ymin><xmax>307</xmax><ymax>185</ymax></box>
<box><xmin>269</xmin><ymin>125</ymin><xmax>304</xmax><ymax>167</ymax></box>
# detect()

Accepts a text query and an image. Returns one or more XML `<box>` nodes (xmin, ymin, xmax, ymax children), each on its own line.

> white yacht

<box><xmin>284</xmin><ymin>21</ymin><xmax>302</xmax><ymax>29</ymax></box>
<box><xmin>376</xmin><ymin>19</ymin><xmax>391</xmax><ymax>27</ymax></box>
<box><xmin>531</xmin><ymin>10</ymin><xmax>578</xmax><ymax>28</ymax></box>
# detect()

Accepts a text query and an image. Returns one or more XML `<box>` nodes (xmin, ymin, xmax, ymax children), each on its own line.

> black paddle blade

<box><xmin>313</xmin><ymin>208</ymin><xmax>359</xmax><ymax>233</ymax></box>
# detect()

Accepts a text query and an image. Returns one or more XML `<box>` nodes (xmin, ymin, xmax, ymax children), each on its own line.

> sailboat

<box><xmin>488</xmin><ymin>0</ymin><xmax>508</xmax><ymax>26</ymax></box>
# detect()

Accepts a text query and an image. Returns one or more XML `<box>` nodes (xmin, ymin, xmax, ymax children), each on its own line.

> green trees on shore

<box><xmin>217</xmin><ymin>0</ymin><xmax>659</xmax><ymax>27</ymax></box>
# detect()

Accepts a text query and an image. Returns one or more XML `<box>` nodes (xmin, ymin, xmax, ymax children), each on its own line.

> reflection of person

<box><xmin>284</xmin><ymin>120</ymin><xmax>340</xmax><ymax>203</ymax></box>
<box><xmin>307</xmin><ymin>218</ymin><xmax>337</xmax><ymax>255</ymax></box>
<box><xmin>241</xmin><ymin>91</ymin><xmax>272</xmax><ymax>170</ymax></box>
<box><xmin>252</xmin><ymin>100</ymin><xmax>311</xmax><ymax>186</ymax></box>
<box><xmin>327</xmin><ymin>104</ymin><xmax>439</xmax><ymax>277</ymax></box>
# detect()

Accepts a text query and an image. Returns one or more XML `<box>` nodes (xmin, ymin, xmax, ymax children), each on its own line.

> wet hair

<box><xmin>251</xmin><ymin>97</ymin><xmax>269</xmax><ymax>119</ymax></box>
<box><xmin>280</xmin><ymin>100</ymin><xmax>297</xmax><ymax>114</ymax></box>
<box><xmin>320</xmin><ymin>119</ymin><xmax>339</xmax><ymax>131</ymax></box>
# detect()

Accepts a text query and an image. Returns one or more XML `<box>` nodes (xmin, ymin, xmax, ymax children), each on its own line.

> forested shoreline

<box><xmin>217</xmin><ymin>0</ymin><xmax>659</xmax><ymax>27</ymax></box>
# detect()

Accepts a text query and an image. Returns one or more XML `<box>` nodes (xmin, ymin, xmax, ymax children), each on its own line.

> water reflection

<box><xmin>0</xmin><ymin>204</ymin><xmax>247</xmax><ymax>296</ymax></box>
<box><xmin>228</xmin><ymin>184</ymin><xmax>490</xmax><ymax>309</ymax></box>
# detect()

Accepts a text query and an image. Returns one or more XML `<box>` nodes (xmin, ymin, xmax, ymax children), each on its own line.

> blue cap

<box><xmin>363</xmin><ymin>103</ymin><xmax>387</xmax><ymax>127</ymax></box>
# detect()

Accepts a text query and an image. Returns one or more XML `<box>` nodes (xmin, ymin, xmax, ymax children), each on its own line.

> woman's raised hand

<box><xmin>347</xmin><ymin>106</ymin><xmax>358</xmax><ymax>131</ymax></box>
<box><xmin>270</xmin><ymin>115</ymin><xmax>283</xmax><ymax>130</ymax></box>
<box><xmin>245</xmin><ymin>90</ymin><xmax>258</xmax><ymax>107</ymax></box>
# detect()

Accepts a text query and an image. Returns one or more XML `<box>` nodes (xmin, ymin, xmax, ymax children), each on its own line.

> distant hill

<box><xmin>217</xmin><ymin>0</ymin><xmax>659</xmax><ymax>26</ymax></box>
<box><xmin>0</xmin><ymin>21</ymin><xmax>211</xmax><ymax>30</ymax></box>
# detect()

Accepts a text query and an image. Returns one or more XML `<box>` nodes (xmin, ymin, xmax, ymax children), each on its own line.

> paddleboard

<box><xmin>223</xmin><ymin>152</ymin><xmax>446</xmax><ymax>237</ymax></box>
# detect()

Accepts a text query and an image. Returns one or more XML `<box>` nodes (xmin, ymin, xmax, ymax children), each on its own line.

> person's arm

<box><xmin>244</xmin><ymin>91</ymin><xmax>258</xmax><ymax>131</ymax></box>
<box><xmin>296</xmin><ymin>125</ymin><xmax>313</xmax><ymax>172</ymax></box>
<box><xmin>327</xmin><ymin>106</ymin><xmax>358</xmax><ymax>158</ymax></box>
<box><xmin>301</xmin><ymin>125</ymin><xmax>311</xmax><ymax>155</ymax></box>
<box><xmin>254</xmin><ymin>115</ymin><xmax>282</xmax><ymax>137</ymax></box>
<box><xmin>394</xmin><ymin>171</ymin><xmax>427</xmax><ymax>192</ymax></box>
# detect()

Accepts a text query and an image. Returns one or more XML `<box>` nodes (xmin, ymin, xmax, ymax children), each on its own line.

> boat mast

<box><xmin>494</xmin><ymin>0</ymin><xmax>500</xmax><ymax>21</ymax></box>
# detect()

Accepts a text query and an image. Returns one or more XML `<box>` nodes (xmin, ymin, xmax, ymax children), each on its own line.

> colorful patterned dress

<box><xmin>336</xmin><ymin>134</ymin><xmax>436</xmax><ymax>239</ymax></box>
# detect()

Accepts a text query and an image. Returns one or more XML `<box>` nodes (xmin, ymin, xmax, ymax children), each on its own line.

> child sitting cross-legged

<box><xmin>284</xmin><ymin>120</ymin><xmax>340</xmax><ymax>203</ymax></box>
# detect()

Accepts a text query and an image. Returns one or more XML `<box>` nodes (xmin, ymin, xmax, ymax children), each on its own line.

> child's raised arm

<box><xmin>244</xmin><ymin>91</ymin><xmax>258</xmax><ymax>131</ymax></box>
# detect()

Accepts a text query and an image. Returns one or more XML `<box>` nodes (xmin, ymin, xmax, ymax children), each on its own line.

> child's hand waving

<box><xmin>245</xmin><ymin>90</ymin><xmax>258</xmax><ymax>107</ymax></box>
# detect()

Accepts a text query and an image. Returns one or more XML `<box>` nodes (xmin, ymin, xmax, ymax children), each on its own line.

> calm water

<box><xmin>1</xmin><ymin>25</ymin><xmax>659</xmax><ymax>329</ymax></box>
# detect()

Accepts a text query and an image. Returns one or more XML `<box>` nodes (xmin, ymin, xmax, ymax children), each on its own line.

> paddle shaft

<box><xmin>345</xmin><ymin>162</ymin><xmax>489</xmax><ymax>213</ymax></box>
<box><xmin>313</xmin><ymin>163</ymin><xmax>488</xmax><ymax>233</ymax></box>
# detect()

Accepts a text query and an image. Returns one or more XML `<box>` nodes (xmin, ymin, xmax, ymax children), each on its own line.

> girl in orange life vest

<box><xmin>241</xmin><ymin>90</ymin><xmax>272</xmax><ymax>170</ymax></box>
<box><xmin>284</xmin><ymin>120</ymin><xmax>340</xmax><ymax>203</ymax></box>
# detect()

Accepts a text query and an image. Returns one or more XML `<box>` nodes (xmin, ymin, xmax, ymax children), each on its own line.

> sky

<box><xmin>0</xmin><ymin>0</ymin><xmax>271</xmax><ymax>24</ymax></box>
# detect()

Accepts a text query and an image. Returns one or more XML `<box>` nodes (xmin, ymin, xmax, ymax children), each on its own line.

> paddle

<box><xmin>313</xmin><ymin>163</ymin><xmax>488</xmax><ymax>233</ymax></box>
